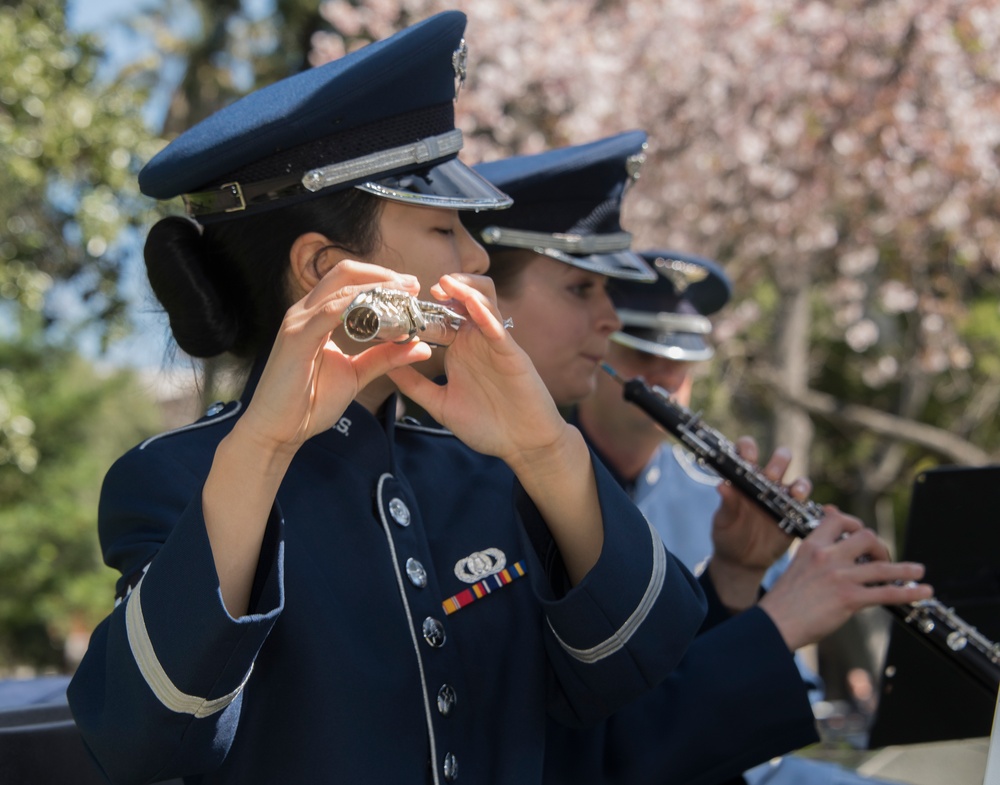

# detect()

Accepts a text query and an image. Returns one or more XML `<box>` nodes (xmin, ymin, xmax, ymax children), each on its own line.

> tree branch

<box><xmin>754</xmin><ymin>372</ymin><xmax>994</xmax><ymax>466</ymax></box>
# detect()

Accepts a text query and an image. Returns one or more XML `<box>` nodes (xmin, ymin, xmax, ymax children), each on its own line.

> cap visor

<box><xmin>356</xmin><ymin>158</ymin><xmax>513</xmax><ymax>211</ymax></box>
<box><xmin>538</xmin><ymin>249</ymin><xmax>657</xmax><ymax>282</ymax></box>
<box><xmin>611</xmin><ymin>329</ymin><xmax>714</xmax><ymax>361</ymax></box>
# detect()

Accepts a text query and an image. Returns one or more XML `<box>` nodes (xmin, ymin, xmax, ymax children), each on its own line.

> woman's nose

<box><xmin>458</xmin><ymin>225</ymin><xmax>489</xmax><ymax>275</ymax></box>
<box><xmin>596</xmin><ymin>289</ymin><xmax>622</xmax><ymax>333</ymax></box>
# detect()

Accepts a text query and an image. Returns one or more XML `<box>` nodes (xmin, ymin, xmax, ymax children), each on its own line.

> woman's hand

<box><xmin>711</xmin><ymin>438</ymin><xmax>802</xmax><ymax>571</ymax></box>
<box><xmin>205</xmin><ymin>259</ymin><xmax>438</xmax><ymax>616</ymax></box>
<box><xmin>390</xmin><ymin>273</ymin><xmax>605</xmax><ymax>585</ymax></box>
<box><xmin>388</xmin><ymin>273</ymin><xmax>570</xmax><ymax>464</ymax></box>
<box><xmin>758</xmin><ymin>510</ymin><xmax>932</xmax><ymax>651</ymax></box>
<box><xmin>236</xmin><ymin>260</ymin><xmax>434</xmax><ymax>456</ymax></box>
<box><xmin>705</xmin><ymin>438</ymin><xmax>801</xmax><ymax>612</ymax></box>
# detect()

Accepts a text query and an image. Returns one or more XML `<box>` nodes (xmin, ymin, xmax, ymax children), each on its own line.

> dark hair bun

<box><xmin>144</xmin><ymin>216</ymin><xmax>240</xmax><ymax>357</ymax></box>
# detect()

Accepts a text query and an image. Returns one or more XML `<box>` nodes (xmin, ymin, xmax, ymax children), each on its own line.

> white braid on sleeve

<box><xmin>547</xmin><ymin>521</ymin><xmax>667</xmax><ymax>663</ymax></box>
<box><xmin>125</xmin><ymin>575</ymin><xmax>252</xmax><ymax>718</ymax></box>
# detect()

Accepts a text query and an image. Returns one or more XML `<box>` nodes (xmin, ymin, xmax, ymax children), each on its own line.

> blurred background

<box><xmin>2</xmin><ymin>0</ymin><xmax>999</xmax><ymax>746</ymax></box>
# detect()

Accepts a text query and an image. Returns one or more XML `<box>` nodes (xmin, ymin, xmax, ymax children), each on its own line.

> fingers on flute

<box><xmin>352</xmin><ymin>340</ymin><xmax>432</xmax><ymax>386</ymax></box>
<box><xmin>310</xmin><ymin>262</ymin><xmax>419</xmax><ymax>307</ymax></box>
<box><xmin>749</xmin><ymin>443</ymin><xmax>814</xmax><ymax>501</ymax></box>
<box><xmin>435</xmin><ymin>274</ymin><xmax>505</xmax><ymax>338</ymax></box>
<box><xmin>431</xmin><ymin>273</ymin><xmax>497</xmax><ymax>306</ymax></box>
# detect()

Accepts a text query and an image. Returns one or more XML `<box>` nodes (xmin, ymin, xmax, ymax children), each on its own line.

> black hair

<box><xmin>143</xmin><ymin>189</ymin><xmax>384</xmax><ymax>362</ymax></box>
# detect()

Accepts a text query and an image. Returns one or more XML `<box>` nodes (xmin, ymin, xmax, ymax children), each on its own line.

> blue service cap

<box><xmin>138</xmin><ymin>11</ymin><xmax>511</xmax><ymax>222</ymax></box>
<box><xmin>464</xmin><ymin>131</ymin><xmax>656</xmax><ymax>281</ymax></box>
<box><xmin>609</xmin><ymin>249</ymin><xmax>732</xmax><ymax>361</ymax></box>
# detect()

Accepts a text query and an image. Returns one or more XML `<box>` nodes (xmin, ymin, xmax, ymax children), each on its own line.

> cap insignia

<box><xmin>654</xmin><ymin>256</ymin><xmax>709</xmax><ymax>293</ymax></box>
<box><xmin>625</xmin><ymin>144</ymin><xmax>648</xmax><ymax>182</ymax></box>
<box><xmin>452</xmin><ymin>39</ymin><xmax>468</xmax><ymax>94</ymax></box>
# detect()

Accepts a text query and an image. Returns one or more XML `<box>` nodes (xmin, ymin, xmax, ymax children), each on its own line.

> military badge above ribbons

<box><xmin>443</xmin><ymin>548</ymin><xmax>526</xmax><ymax>615</ymax></box>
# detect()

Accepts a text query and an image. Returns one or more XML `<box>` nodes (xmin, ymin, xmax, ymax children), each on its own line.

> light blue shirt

<box><xmin>632</xmin><ymin>443</ymin><xmax>790</xmax><ymax>588</ymax></box>
<box><xmin>632</xmin><ymin>443</ymin><xmax>721</xmax><ymax>575</ymax></box>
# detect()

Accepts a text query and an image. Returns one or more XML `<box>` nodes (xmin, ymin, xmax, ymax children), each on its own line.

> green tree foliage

<box><xmin>0</xmin><ymin>2</ymin><xmax>170</xmax><ymax>670</ymax></box>
<box><xmin>0</xmin><ymin>333</ymin><xmax>162</xmax><ymax>670</ymax></box>
<box><xmin>0</xmin><ymin>0</ymin><xmax>163</xmax><ymax>341</ymax></box>
<box><xmin>0</xmin><ymin>0</ymin><xmax>326</xmax><ymax>672</ymax></box>
<box><xmin>152</xmin><ymin>0</ymin><xmax>329</xmax><ymax>136</ymax></box>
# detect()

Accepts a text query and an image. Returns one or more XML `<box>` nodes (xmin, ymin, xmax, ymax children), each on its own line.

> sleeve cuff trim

<box><xmin>547</xmin><ymin>521</ymin><xmax>666</xmax><ymax>663</ymax></box>
<box><xmin>125</xmin><ymin>575</ymin><xmax>252</xmax><ymax>718</ymax></box>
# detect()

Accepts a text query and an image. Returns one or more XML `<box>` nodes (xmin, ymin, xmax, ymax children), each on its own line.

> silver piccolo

<box><xmin>342</xmin><ymin>287</ymin><xmax>465</xmax><ymax>347</ymax></box>
<box><xmin>601</xmin><ymin>363</ymin><xmax>1000</xmax><ymax>698</ymax></box>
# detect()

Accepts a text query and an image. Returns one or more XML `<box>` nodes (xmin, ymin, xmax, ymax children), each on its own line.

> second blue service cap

<box><xmin>464</xmin><ymin>131</ymin><xmax>656</xmax><ymax>281</ymax></box>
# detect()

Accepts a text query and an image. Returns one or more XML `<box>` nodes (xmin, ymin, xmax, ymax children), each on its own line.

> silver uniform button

<box><xmin>437</xmin><ymin>684</ymin><xmax>456</xmax><ymax>716</ymax></box>
<box><xmin>443</xmin><ymin>752</ymin><xmax>458</xmax><ymax>782</ymax></box>
<box><xmin>205</xmin><ymin>401</ymin><xmax>225</xmax><ymax>417</ymax></box>
<box><xmin>405</xmin><ymin>558</ymin><xmax>427</xmax><ymax>588</ymax></box>
<box><xmin>422</xmin><ymin>617</ymin><xmax>446</xmax><ymax>648</ymax></box>
<box><xmin>388</xmin><ymin>497</ymin><xmax>411</xmax><ymax>527</ymax></box>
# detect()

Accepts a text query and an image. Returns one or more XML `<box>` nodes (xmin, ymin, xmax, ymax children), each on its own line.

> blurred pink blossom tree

<box><xmin>311</xmin><ymin>0</ymin><xmax>1000</xmax><ymax>532</ymax></box>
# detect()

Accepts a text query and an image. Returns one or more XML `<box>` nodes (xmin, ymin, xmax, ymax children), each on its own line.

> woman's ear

<box><xmin>288</xmin><ymin>232</ymin><xmax>348</xmax><ymax>296</ymax></box>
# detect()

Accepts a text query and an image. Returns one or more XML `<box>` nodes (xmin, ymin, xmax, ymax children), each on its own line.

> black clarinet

<box><xmin>601</xmin><ymin>363</ymin><xmax>1000</xmax><ymax>698</ymax></box>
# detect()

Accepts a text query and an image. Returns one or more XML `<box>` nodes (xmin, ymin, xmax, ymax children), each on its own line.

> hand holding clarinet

<box><xmin>602</xmin><ymin>364</ymin><xmax>1000</xmax><ymax>696</ymax></box>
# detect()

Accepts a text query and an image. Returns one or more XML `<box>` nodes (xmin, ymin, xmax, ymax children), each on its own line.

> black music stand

<box><xmin>869</xmin><ymin>465</ymin><xmax>1000</xmax><ymax>748</ymax></box>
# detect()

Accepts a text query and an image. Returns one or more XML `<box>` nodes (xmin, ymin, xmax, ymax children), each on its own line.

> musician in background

<box><xmin>576</xmin><ymin>250</ymin><xmax>899</xmax><ymax>785</ymax></box>
<box><xmin>466</xmin><ymin>138</ymin><xmax>930</xmax><ymax>784</ymax></box>
<box><xmin>579</xmin><ymin>252</ymin><xmax>793</xmax><ymax>610</ymax></box>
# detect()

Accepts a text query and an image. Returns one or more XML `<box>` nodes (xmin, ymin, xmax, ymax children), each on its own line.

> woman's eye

<box><xmin>434</xmin><ymin>227</ymin><xmax>456</xmax><ymax>236</ymax></box>
<box><xmin>568</xmin><ymin>282</ymin><xmax>593</xmax><ymax>297</ymax></box>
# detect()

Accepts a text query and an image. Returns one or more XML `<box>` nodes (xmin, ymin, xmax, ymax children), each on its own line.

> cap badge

<box><xmin>625</xmin><ymin>145</ymin><xmax>647</xmax><ymax>181</ymax></box>
<box><xmin>654</xmin><ymin>256</ymin><xmax>709</xmax><ymax>293</ymax></box>
<box><xmin>452</xmin><ymin>39</ymin><xmax>468</xmax><ymax>94</ymax></box>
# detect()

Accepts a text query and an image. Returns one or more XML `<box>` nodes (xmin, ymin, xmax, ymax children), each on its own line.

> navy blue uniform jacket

<box><xmin>543</xmin><ymin>575</ymin><xmax>819</xmax><ymax>785</ymax></box>
<box><xmin>539</xmin><ymin>418</ymin><xmax>820</xmax><ymax>785</ymax></box>
<box><xmin>67</xmin><ymin>372</ymin><xmax>706</xmax><ymax>785</ymax></box>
